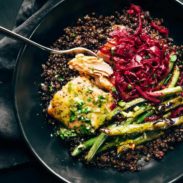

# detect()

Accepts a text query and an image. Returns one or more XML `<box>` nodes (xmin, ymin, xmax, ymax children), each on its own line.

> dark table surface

<box><xmin>0</xmin><ymin>1</ymin><xmax>61</xmax><ymax>182</ymax></box>
<box><xmin>0</xmin><ymin>0</ymin><xmax>183</xmax><ymax>183</ymax></box>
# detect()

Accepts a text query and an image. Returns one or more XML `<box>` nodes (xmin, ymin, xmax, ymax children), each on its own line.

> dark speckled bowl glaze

<box><xmin>14</xmin><ymin>0</ymin><xmax>183</xmax><ymax>182</ymax></box>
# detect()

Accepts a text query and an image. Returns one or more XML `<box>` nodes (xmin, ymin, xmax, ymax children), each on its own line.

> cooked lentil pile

<box><xmin>40</xmin><ymin>6</ymin><xmax>183</xmax><ymax>172</ymax></box>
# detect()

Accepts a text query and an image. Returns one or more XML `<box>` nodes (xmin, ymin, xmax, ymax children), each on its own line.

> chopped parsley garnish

<box><xmin>58</xmin><ymin>76</ymin><xmax>64</xmax><ymax>82</ymax></box>
<box><xmin>70</xmin><ymin>100</ymin><xmax>91</xmax><ymax>123</ymax></box>
<box><xmin>110</xmin><ymin>48</ymin><xmax>115</xmax><ymax>55</ymax></box>
<box><xmin>70</xmin><ymin>110</ymin><xmax>76</xmax><ymax>122</ymax></box>
<box><xmin>81</xmin><ymin>107</ymin><xmax>91</xmax><ymax>114</ymax></box>
<box><xmin>153</xmin><ymin>74</ymin><xmax>157</xmax><ymax>79</ymax></box>
<box><xmin>79</xmin><ymin>125</ymin><xmax>88</xmax><ymax>134</ymax></box>
<box><xmin>112</xmin><ymin>87</ymin><xmax>117</xmax><ymax>93</ymax></box>
<box><xmin>127</xmin><ymin>84</ymin><xmax>132</xmax><ymax>90</ymax></box>
<box><xmin>78</xmin><ymin>116</ymin><xmax>91</xmax><ymax>123</ymax></box>
<box><xmin>86</xmin><ymin>88</ymin><xmax>93</xmax><ymax>94</ymax></box>
<box><xmin>71</xmin><ymin>33</ymin><xmax>77</xmax><ymax>37</ymax></box>
<box><xmin>145</xmin><ymin>55</ymin><xmax>150</xmax><ymax>59</ymax></box>
<box><xmin>49</xmin><ymin>85</ymin><xmax>53</xmax><ymax>92</ymax></box>
<box><xmin>79</xmin><ymin>125</ymin><xmax>93</xmax><ymax>134</ymax></box>
<box><xmin>98</xmin><ymin>95</ymin><xmax>105</xmax><ymax>100</ymax></box>
<box><xmin>90</xmin><ymin>67</ymin><xmax>95</xmax><ymax>72</ymax></box>
<box><xmin>76</xmin><ymin>100</ymin><xmax>84</xmax><ymax>109</ymax></box>
<box><xmin>170</xmin><ymin>54</ymin><xmax>177</xmax><ymax>62</ymax></box>
<box><xmin>97</xmin><ymin>95</ymin><xmax>106</xmax><ymax>107</ymax></box>
<box><xmin>58</xmin><ymin>128</ymin><xmax>77</xmax><ymax>140</ymax></box>
<box><xmin>87</xmin><ymin>97</ymin><xmax>92</xmax><ymax>102</ymax></box>
<box><xmin>68</xmin><ymin>82</ymin><xmax>73</xmax><ymax>93</ymax></box>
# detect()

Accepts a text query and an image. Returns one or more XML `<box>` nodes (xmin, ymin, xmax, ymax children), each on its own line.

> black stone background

<box><xmin>0</xmin><ymin>0</ymin><xmax>182</xmax><ymax>183</ymax></box>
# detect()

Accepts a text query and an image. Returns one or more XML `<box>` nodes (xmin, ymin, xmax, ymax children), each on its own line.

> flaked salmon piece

<box><xmin>68</xmin><ymin>54</ymin><xmax>113</xmax><ymax>91</ymax></box>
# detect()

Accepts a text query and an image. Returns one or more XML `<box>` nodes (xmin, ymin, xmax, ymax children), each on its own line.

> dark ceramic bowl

<box><xmin>14</xmin><ymin>0</ymin><xmax>183</xmax><ymax>182</ymax></box>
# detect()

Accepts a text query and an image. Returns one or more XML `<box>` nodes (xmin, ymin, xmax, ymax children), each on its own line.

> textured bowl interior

<box><xmin>14</xmin><ymin>0</ymin><xmax>183</xmax><ymax>182</ymax></box>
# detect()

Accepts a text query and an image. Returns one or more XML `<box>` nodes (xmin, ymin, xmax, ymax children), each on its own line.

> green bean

<box><xmin>71</xmin><ymin>136</ymin><xmax>97</xmax><ymax>156</ymax></box>
<box><xmin>118</xmin><ymin>86</ymin><xmax>182</xmax><ymax>112</ymax></box>
<box><xmin>163</xmin><ymin>112</ymin><xmax>171</xmax><ymax>118</ymax></box>
<box><xmin>168</xmin><ymin>66</ymin><xmax>180</xmax><ymax>88</ymax></box>
<box><xmin>162</xmin><ymin>96</ymin><xmax>183</xmax><ymax>113</ymax></box>
<box><xmin>125</xmin><ymin>96</ymin><xmax>182</xmax><ymax>125</ymax></box>
<box><xmin>117</xmin><ymin>131</ymin><xmax>164</xmax><ymax>153</ymax></box>
<box><xmin>122</xmin><ymin>98</ymin><xmax>146</xmax><ymax>110</ymax></box>
<box><xmin>136</xmin><ymin>110</ymin><xmax>154</xmax><ymax>124</ymax></box>
<box><xmin>152</xmin><ymin>61</ymin><xmax>174</xmax><ymax>89</ymax></box>
<box><xmin>135</xmin><ymin>96</ymin><xmax>182</xmax><ymax>123</ymax></box>
<box><xmin>169</xmin><ymin>61</ymin><xmax>175</xmax><ymax>71</ymax></box>
<box><xmin>98</xmin><ymin>138</ymin><xmax>121</xmax><ymax>153</ymax></box>
<box><xmin>85</xmin><ymin>133</ymin><xmax>107</xmax><ymax>161</ymax></box>
<box><xmin>101</xmin><ymin>116</ymin><xmax>183</xmax><ymax>136</ymax></box>
<box><xmin>132</xmin><ymin>106</ymin><xmax>149</xmax><ymax>118</ymax></box>
<box><xmin>149</xmin><ymin>86</ymin><xmax>183</xmax><ymax>97</ymax></box>
<box><xmin>118</xmin><ymin>100</ymin><xmax>126</xmax><ymax>108</ymax></box>
<box><xmin>123</xmin><ymin>106</ymin><xmax>152</xmax><ymax>125</ymax></box>
<box><xmin>163</xmin><ymin>74</ymin><xmax>173</xmax><ymax>85</ymax></box>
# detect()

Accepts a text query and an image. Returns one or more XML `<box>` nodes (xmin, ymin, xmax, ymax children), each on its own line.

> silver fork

<box><xmin>0</xmin><ymin>26</ymin><xmax>96</xmax><ymax>56</ymax></box>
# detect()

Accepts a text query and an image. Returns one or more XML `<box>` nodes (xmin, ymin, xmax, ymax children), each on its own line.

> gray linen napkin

<box><xmin>0</xmin><ymin>0</ymin><xmax>61</xmax><ymax>169</ymax></box>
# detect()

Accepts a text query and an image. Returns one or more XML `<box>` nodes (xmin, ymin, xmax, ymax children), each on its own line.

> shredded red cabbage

<box><xmin>145</xmin><ymin>115</ymin><xmax>160</xmax><ymax>122</ymax></box>
<box><xmin>170</xmin><ymin>107</ymin><xmax>183</xmax><ymax>118</ymax></box>
<box><xmin>151</xmin><ymin>21</ymin><xmax>169</xmax><ymax>36</ymax></box>
<box><xmin>178</xmin><ymin>72</ymin><xmax>183</xmax><ymax>86</ymax></box>
<box><xmin>98</xmin><ymin>4</ymin><xmax>170</xmax><ymax>103</ymax></box>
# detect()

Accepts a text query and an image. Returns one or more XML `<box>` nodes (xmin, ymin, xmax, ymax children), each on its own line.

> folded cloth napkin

<box><xmin>0</xmin><ymin>0</ymin><xmax>62</xmax><ymax>169</ymax></box>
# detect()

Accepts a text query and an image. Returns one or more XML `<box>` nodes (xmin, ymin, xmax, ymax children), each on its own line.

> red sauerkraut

<box><xmin>98</xmin><ymin>4</ymin><xmax>171</xmax><ymax>103</ymax></box>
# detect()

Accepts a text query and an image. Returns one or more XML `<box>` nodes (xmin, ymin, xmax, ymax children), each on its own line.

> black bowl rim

<box><xmin>175</xmin><ymin>0</ymin><xmax>183</xmax><ymax>5</ymax></box>
<box><xmin>13</xmin><ymin>0</ymin><xmax>183</xmax><ymax>183</ymax></box>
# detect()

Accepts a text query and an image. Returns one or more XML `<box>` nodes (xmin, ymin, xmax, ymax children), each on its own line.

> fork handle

<box><xmin>0</xmin><ymin>26</ymin><xmax>96</xmax><ymax>56</ymax></box>
<box><xmin>0</xmin><ymin>26</ymin><xmax>52</xmax><ymax>52</ymax></box>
